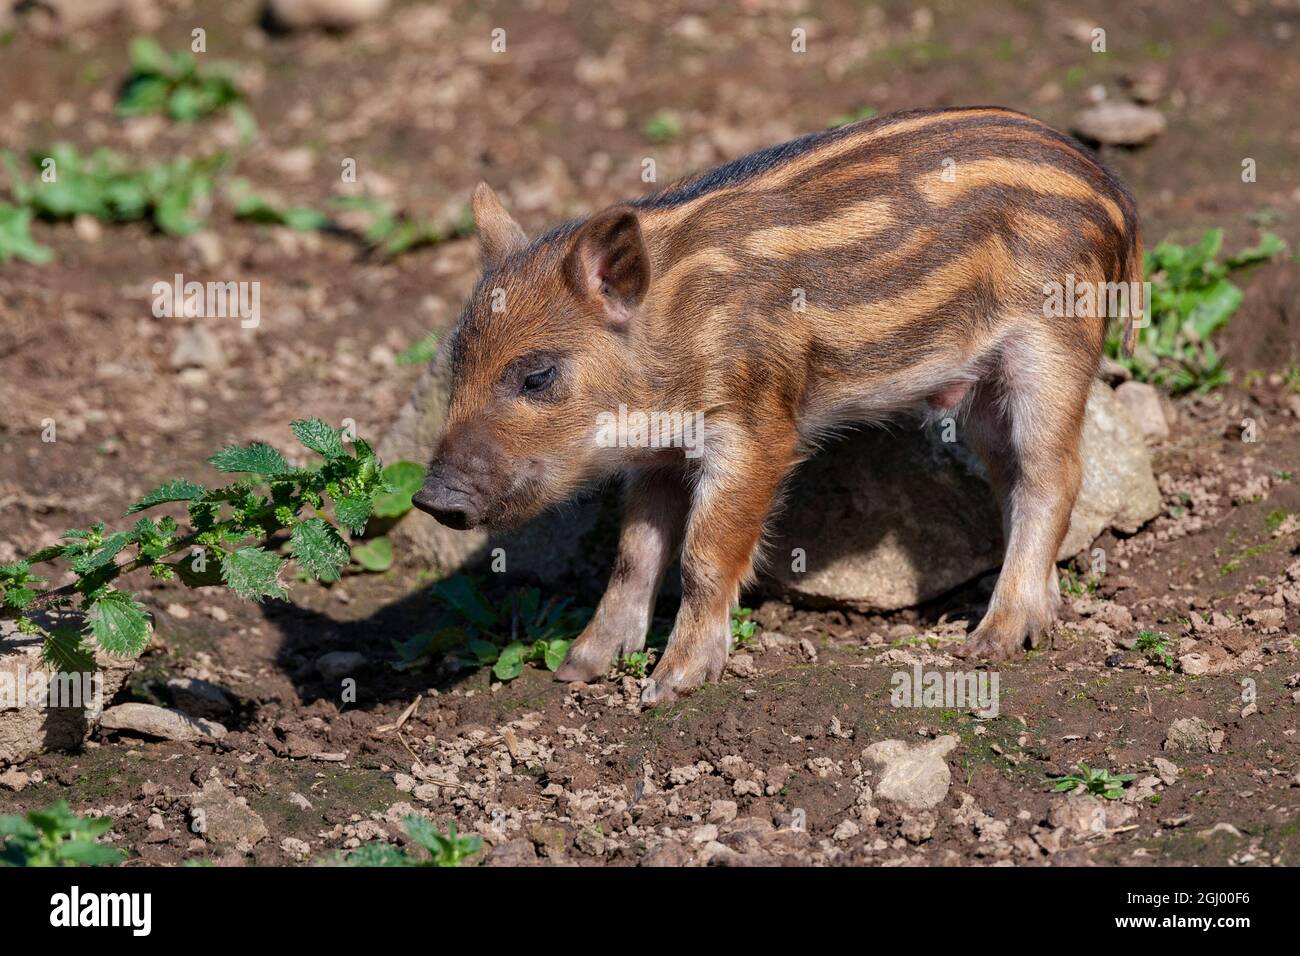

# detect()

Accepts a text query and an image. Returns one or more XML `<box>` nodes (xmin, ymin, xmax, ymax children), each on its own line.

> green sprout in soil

<box><xmin>331</xmin><ymin>195</ymin><xmax>473</xmax><ymax>257</ymax></box>
<box><xmin>117</xmin><ymin>36</ymin><xmax>250</xmax><ymax>127</ymax></box>
<box><xmin>0</xmin><ymin>420</ymin><xmax>416</xmax><ymax>671</ymax></box>
<box><xmin>1050</xmin><ymin>763</ymin><xmax>1136</xmax><ymax>800</ymax></box>
<box><xmin>1134</xmin><ymin>629</ymin><xmax>1175</xmax><ymax>669</ymax></box>
<box><xmin>344</xmin><ymin>817</ymin><xmax>480</xmax><ymax>867</ymax></box>
<box><xmin>0</xmin><ymin>200</ymin><xmax>52</xmax><ymax>264</ymax></box>
<box><xmin>1105</xmin><ymin>229</ymin><xmax>1286</xmax><ymax>395</ymax></box>
<box><xmin>226</xmin><ymin>176</ymin><xmax>328</xmax><ymax>232</ymax></box>
<box><xmin>618</xmin><ymin>651</ymin><xmax>650</xmax><ymax>679</ymax></box>
<box><xmin>731</xmin><ymin>606</ymin><xmax>758</xmax><ymax>649</ymax></box>
<box><xmin>0</xmin><ymin>802</ymin><xmax>125</xmax><ymax>867</ymax></box>
<box><xmin>2</xmin><ymin>143</ymin><xmax>226</xmax><ymax>237</ymax></box>
<box><xmin>643</xmin><ymin>111</ymin><xmax>682</xmax><ymax>143</ymax></box>
<box><xmin>1058</xmin><ymin>567</ymin><xmax>1100</xmax><ymax>596</ymax></box>
<box><xmin>391</xmin><ymin>577</ymin><xmax>590</xmax><ymax>681</ymax></box>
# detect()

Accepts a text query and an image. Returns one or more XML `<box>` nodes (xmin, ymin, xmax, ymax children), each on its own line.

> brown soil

<box><xmin>0</xmin><ymin>0</ymin><xmax>1298</xmax><ymax>866</ymax></box>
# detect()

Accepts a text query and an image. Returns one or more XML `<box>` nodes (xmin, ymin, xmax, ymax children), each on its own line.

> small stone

<box><xmin>901</xmin><ymin>811</ymin><xmax>936</xmax><ymax>844</ymax></box>
<box><xmin>188</xmin><ymin>780</ymin><xmax>268</xmax><ymax>848</ymax></box>
<box><xmin>833</xmin><ymin>819</ymin><xmax>860</xmax><ymax>842</ymax></box>
<box><xmin>1073</xmin><ymin>100</ymin><xmax>1166</xmax><ymax>146</ymax></box>
<box><xmin>280</xmin><ymin>837</ymin><xmax>311</xmax><ymax>861</ymax></box>
<box><xmin>727</xmin><ymin>653</ymin><xmax>755</xmax><ymax>678</ymax></box>
<box><xmin>412</xmin><ymin>783</ymin><xmax>439</xmax><ymax>802</ymax></box>
<box><xmin>166</xmin><ymin>677</ymin><xmax>232</xmax><ymax>719</ymax></box>
<box><xmin>169</xmin><ymin>326</ymin><xmax>225</xmax><ymax>371</ymax></box>
<box><xmin>1152</xmin><ymin>757</ymin><xmax>1179</xmax><ymax>786</ymax></box>
<box><xmin>288</xmin><ymin>792</ymin><xmax>313</xmax><ymax>811</ymax></box>
<box><xmin>316</xmin><ymin>651</ymin><xmax>366</xmax><ymax>681</ymax></box>
<box><xmin>100</xmin><ymin>703</ymin><xmax>226</xmax><ymax>742</ymax></box>
<box><xmin>708</xmin><ymin>799</ymin><xmax>739</xmax><ymax>824</ymax></box>
<box><xmin>393</xmin><ymin>773</ymin><xmax>415</xmax><ymax>793</ymax></box>
<box><xmin>73</xmin><ymin>214</ymin><xmax>102</xmax><ymax>242</ymax></box>
<box><xmin>147</xmin><ymin>812</ymin><xmax>165</xmax><ymax>830</ymax></box>
<box><xmin>1048</xmin><ymin>792</ymin><xmax>1135</xmax><ymax>836</ymax></box>
<box><xmin>690</xmin><ymin>823</ymin><xmax>719</xmax><ymax>844</ymax></box>
<box><xmin>1164</xmin><ymin>717</ymin><xmax>1224</xmax><ymax>754</ymax></box>
<box><xmin>862</xmin><ymin>735</ymin><xmax>958</xmax><ymax>809</ymax></box>
<box><xmin>0</xmin><ymin>768</ymin><xmax>31</xmax><ymax>791</ymax></box>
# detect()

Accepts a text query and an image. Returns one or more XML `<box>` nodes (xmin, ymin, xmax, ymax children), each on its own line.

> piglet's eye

<box><xmin>521</xmin><ymin>366</ymin><xmax>556</xmax><ymax>394</ymax></box>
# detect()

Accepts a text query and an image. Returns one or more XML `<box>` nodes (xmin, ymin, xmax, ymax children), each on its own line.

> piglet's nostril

<box><xmin>411</xmin><ymin>480</ymin><xmax>482</xmax><ymax>530</ymax></box>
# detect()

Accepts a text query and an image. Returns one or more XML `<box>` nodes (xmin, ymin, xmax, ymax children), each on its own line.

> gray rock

<box><xmin>382</xmin><ymin>363</ymin><xmax>1160</xmax><ymax>611</ymax></box>
<box><xmin>1048</xmin><ymin>792</ymin><xmax>1135</xmax><ymax>836</ymax></box>
<box><xmin>166</xmin><ymin>677</ymin><xmax>233</xmax><ymax>719</ymax></box>
<box><xmin>1114</xmin><ymin>381</ymin><xmax>1169</xmax><ymax>441</ymax></box>
<box><xmin>99</xmin><ymin>703</ymin><xmax>226</xmax><ymax>742</ymax></box>
<box><xmin>862</xmin><ymin>735</ymin><xmax>958</xmax><ymax>810</ymax></box>
<box><xmin>1</xmin><ymin>614</ymin><xmax>141</xmax><ymax>766</ymax></box>
<box><xmin>1072</xmin><ymin>100</ymin><xmax>1166</xmax><ymax>146</ymax></box>
<box><xmin>315</xmin><ymin>651</ymin><xmax>366</xmax><ymax>681</ymax></box>
<box><xmin>1164</xmin><ymin>717</ymin><xmax>1224</xmax><ymax>754</ymax></box>
<box><xmin>188</xmin><ymin>779</ymin><xmax>268</xmax><ymax>848</ymax></box>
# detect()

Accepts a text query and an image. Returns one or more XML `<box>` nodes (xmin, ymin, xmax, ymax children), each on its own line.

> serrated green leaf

<box><xmin>333</xmin><ymin>494</ymin><xmax>372</xmax><ymax>535</ymax></box>
<box><xmin>207</xmin><ymin>441</ymin><xmax>289</xmax><ymax>475</ymax></box>
<box><xmin>41</xmin><ymin>626</ymin><xmax>96</xmax><ymax>673</ymax></box>
<box><xmin>220</xmin><ymin>546</ymin><xmax>287</xmax><ymax>601</ymax></box>
<box><xmin>173</xmin><ymin>548</ymin><xmax>224</xmax><ymax>587</ymax></box>
<box><xmin>290</xmin><ymin>519</ymin><xmax>350</xmax><ymax>583</ymax></box>
<box><xmin>291</xmin><ymin>419</ymin><xmax>346</xmax><ymax>459</ymax></box>
<box><xmin>351</xmin><ymin>536</ymin><xmax>393</xmax><ymax>573</ymax></box>
<box><xmin>126</xmin><ymin>478</ymin><xmax>207</xmax><ymax>514</ymax></box>
<box><xmin>70</xmin><ymin>531</ymin><xmax>132</xmax><ymax>574</ymax></box>
<box><xmin>85</xmin><ymin>590</ymin><xmax>151</xmax><ymax>656</ymax></box>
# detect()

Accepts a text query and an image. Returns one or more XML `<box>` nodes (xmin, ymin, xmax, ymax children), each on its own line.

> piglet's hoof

<box><xmin>639</xmin><ymin>678</ymin><xmax>679</xmax><ymax>707</ymax></box>
<box><xmin>553</xmin><ymin>651</ymin><xmax>610</xmax><ymax>684</ymax></box>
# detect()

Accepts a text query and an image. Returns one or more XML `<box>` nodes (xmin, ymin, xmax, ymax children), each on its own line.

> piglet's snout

<box><xmin>412</xmin><ymin>464</ymin><xmax>484</xmax><ymax>530</ymax></box>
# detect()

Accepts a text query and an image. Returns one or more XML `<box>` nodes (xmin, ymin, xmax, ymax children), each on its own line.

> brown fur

<box><xmin>411</xmin><ymin>107</ymin><xmax>1143</xmax><ymax>705</ymax></box>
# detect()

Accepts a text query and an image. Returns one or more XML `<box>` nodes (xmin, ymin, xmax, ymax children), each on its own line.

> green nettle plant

<box><xmin>1134</xmin><ymin>629</ymin><xmax>1176</xmax><ymax>670</ymax></box>
<box><xmin>1106</xmin><ymin>229</ymin><xmax>1285</xmax><ymax>394</ymax></box>
<box><xmin>392</xmin><ymin>577</ymin><xmax>589</xmax><ymax>680</ymax></box>
<box><xmin>117</xmin><ymin>36</ymin><xmax>251</xmax><ymax>127</ymax></box>
<box><xmin>0</xmin><ymin>420</ymin><xmax>415</xmax><ymax>672</ymax></box>
<box><xmin>2</xmin><ymin>142</ymin><xmax>226</xmax><ymax>237</ymax></box>
<box><xmin>0</xmin><ymin>802</ymin><xmax>125</xmax><ymax>867</ymax></box>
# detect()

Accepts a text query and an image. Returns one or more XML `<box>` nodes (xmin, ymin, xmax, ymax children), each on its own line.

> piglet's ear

<box><xmin>564</xmin><ymin>206</ymin><xmax>650</xmax><ymax>329</ymax></box>
<box><xmin>472</xmin><ymin>182</ymin><xmax>528</xmax><ymax>268</ymax></box>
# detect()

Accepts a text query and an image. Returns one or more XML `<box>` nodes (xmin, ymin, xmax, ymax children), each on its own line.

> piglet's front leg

<box><xmin>641</xmin><ymin>422</ymin><xmax>796</xmax><ymax>707</ymax></box>
<box><xmin>555</xmin><ymin>468</ymin><xmax>688</xmax><ymax>683</ymax></box>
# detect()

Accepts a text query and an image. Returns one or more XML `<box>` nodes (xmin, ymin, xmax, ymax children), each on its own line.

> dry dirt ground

<box><xmin>1</xmin><ymin>0</ymin><xmax>1299</xmax><ymax>866</ymax></box>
